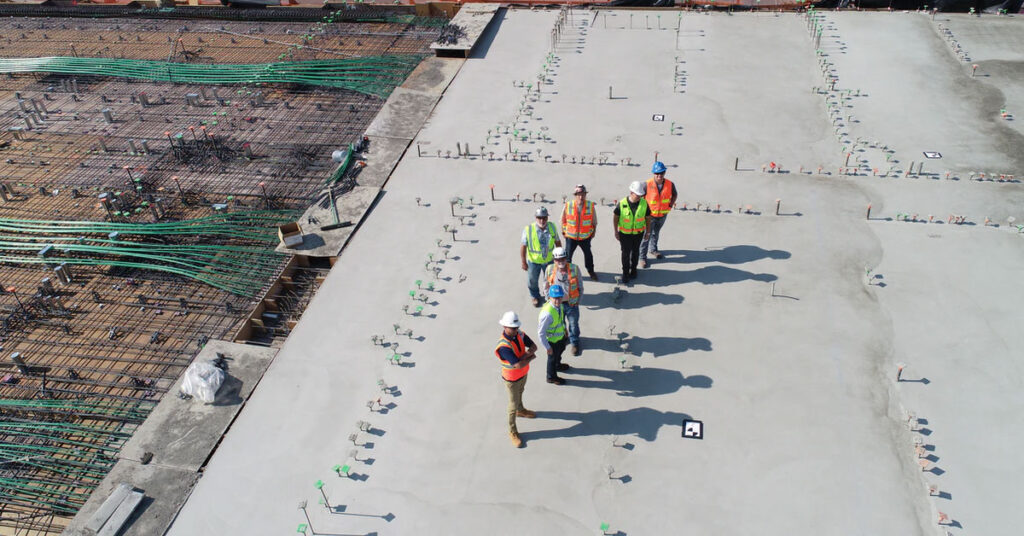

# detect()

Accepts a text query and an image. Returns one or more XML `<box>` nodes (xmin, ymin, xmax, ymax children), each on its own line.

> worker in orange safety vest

<box><xmin>495</xmin><ymin>311</ymin><xmax>538</xmax><ymax>448</ymax></box>
<box><xmin>640</xmin><ymin>161</ymin><xmax>678</xmax><ymax>268</ymax></box>
<box><xmin>560</xmin><ymin>184</ymin><xmax>599</xmax><ymax>281</ymax></box>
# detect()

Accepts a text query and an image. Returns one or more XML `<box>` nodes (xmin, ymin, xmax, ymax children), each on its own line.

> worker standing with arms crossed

<box><xmin>495</xmin><ymin>311</ymin><xmax>537</xmax><ymax>448</ymax></box>
<box><xmin>560</xmin><ymin>184</ymin><xmax>599</xmax><ymax>281</ymax></box>
<box><xmin>542</xmin><ymin>247</ymin><xmax>584</xmax><ymax>356</ymax></box>
<box><xmin>538</xmin><ymin>284</ymin><xmax>569</xmax><ymax>385</ymax></box>
<box><xmin>613</xmin><ymin>181</ymin><xmax>652</xmax><ymax>283</ymax></box>
<box><xmin>521</xmin><ymin>207</ymin><xmax>562</xmax><ymax>307</ymax></box>
<box><xmin>640</xmin><ymin>161</ymin><xmax>677</xmax><ymax>268</ymax></box>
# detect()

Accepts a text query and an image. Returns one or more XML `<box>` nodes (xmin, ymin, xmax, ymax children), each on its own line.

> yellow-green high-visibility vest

<box><xmin>525</xmin><ymin>221</ymin><xmax>557</xmax><ymax>264</ymax></box>
<box><xmin>541</xmin><ymin>302</ymin><xmax>565</xmax><ymax>342</ymax></box>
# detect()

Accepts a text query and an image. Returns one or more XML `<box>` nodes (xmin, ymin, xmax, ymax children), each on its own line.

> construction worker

<box><xmin>640</xmin><ymin>161</ymin><xmax>677</xmax><ymax>268</ymax></box>
<box><xmin>520</xmin><ymin>207</ymin><xmax>562</xmax><ymax>307</ymax></box>
<box><xmin>560</xmin><ymin>184</ymin><xmax>598</xmax><ymax>281</ymax></box>
<box><xmin>541</xmin><ymin>247</ymin><xmax>584</xmax><ymax>356</ymax></box>
<box><xmin>613</xmin><ymin>181</ymin><xmax>652</xmax><ymax>283</ymax></box>
<box><xmin>495</xmin><ymin>311</ymin><xmax>538</xmax><ymax>448</ymax></box>
<box><xmin>538</xmin><ymin>284</ymin><xmax>569</xmax><ymax>385</ymax></box>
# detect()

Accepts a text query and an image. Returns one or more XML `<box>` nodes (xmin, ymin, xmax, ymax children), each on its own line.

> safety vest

<box><xmin>525</xmin><ymin>221</ymin><xmax>557</xmax><ymax>264</ymax></box>
<box><xmin>495</xmin><ymin>331</ymin><xmax>529</xmax><ymax>382</ymax></box>
<box><xmin>541</xmin><ymin>302</ymin><xmax>565</xmax><ymax>342</ymax></box>
<box><xmin>545</xmin><ymin>263</ymin><xmax>581</xmax><ymax>305</ymax></box>
<box><xmin>563</xmin><ymin>199</ymin><xmax>595</xmax><ymax>239</ymax></box>
<box><xmin>645</xmin><ymin>177</ymin><xmax>674</xmax><ymax>217</ymax></box>
<box><xmin>617</xmin><ymin>198</ymin><xmax>649</xmax><ymax>234</ymax></box>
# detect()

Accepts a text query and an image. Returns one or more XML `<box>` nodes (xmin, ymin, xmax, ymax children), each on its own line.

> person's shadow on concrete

<box><xmin>521</xmin><ymin>407</ymin><xmax>692</xmax><ymax>442</ymax></box>
<box><xmin>579</xmin><ymin>335</ymin><xmax>712</xmax><ymax>357</ymax></box>
<box><xmin>583</xmin><ymin>290</ymin><xmax>684</xmax><ymax>310</ymax></box>
<box><xmin>565</xmin><ymin>366</ymin><xmax>711</xmax><ymax>397</ymax></box>
<box><xmin>641</xmin><ymin>265</ymin><xmax>777</xmax><ymax>287</ymax></box>
<box><xmin>658</xmin><ymin>245</ymin><xmax>791</xmax><ymax>265</ymax></box>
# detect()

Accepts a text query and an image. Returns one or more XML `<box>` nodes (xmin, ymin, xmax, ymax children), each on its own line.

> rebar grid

<box><xmin>0</xmin><ymin>13</ymin><xmax>429</xmax><ymax>533</ymax></box>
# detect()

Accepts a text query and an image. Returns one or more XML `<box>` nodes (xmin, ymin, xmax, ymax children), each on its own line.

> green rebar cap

<box><xmin>297</xmin><ymin>523</ymin><xmax>307</xmax><ymax>533</ymax></box>
<box><xmin>409</xmin><ymin>290</ymin><xmax>416</xmax><ymax>297</ymax></box>
<box><xmin>314</xmin><ymin>480</ymin><xmax>324</xmax><ymax>489</ymax></box>
<box><xmin>600</xmin><ymin>522</ymin><xmax>610</xmax><ymax>531</ymax></box>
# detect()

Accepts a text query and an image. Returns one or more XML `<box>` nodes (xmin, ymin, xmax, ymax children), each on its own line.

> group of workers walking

<box><xmin>500</xmin><ymin>162</ymin><xmax>678</xmax><ymax>448</ymax></box>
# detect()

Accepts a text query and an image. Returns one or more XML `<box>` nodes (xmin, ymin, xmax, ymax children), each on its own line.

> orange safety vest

<box><xmin>563</xmin><ymin>199</ymin><xmax>595</xmax><ymax>240</ymax></box>
<box><xmin>645</xmin><ymin>177</ymin><xmax>674</xmax><ymax>217</ymax></box>
<box><xmin>545</xmin><ymin>263</ymin><xmax>581</xmax><ymax>305</ymax></box>
<box><xmin>617</xmin><ymin>197</ymin><xmax>649</xmax><ymax>234</ymax></box>
<box><xmin>495</xmin><ymin>331</ymin><xmax>529</xmax><ymax>382</ymax></box>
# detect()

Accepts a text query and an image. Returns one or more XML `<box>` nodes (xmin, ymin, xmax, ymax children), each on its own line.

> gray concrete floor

<box><xmin>167</xmin><ymin>10</ymin><xmax>1024</xmax><ymax>536</ymax></box>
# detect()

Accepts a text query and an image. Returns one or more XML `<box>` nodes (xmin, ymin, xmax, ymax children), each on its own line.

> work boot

<box><xmin>510</xmin><ymin>432</ymin><xmax>523</xmax><ymax>448</ymax></box>
<box><xmin>557</xmin><ymin>363</ymin><xmax>570</xmax><ymax>372</ymax></box>
<box><xmin>516</xmin><ymin>409</ymin><xmax>536</xmax><ymax>418</ymax></box>
<box><xmin>531</xmin><ymin>297</ymin><xmax>542</xmax><ymax>307</ymax></box>
<box><xmin>546</xmin><ymin>376</ymin><xmax>566</xmax><ymax>385</ymax></box>
<box><xmin>571</xmin><ymin>345</ymin><xmax>581</xmax><ymax>356</ymax></box>
<box><xmin>641</xmin><ymin>259</ymin><xmax>649</xmax><ymax>269</ymax></box>
<box><xmin>621</xmin><ymin>271</ymin><xmax>630</xmax><ymax>283</ymax></box>
<box><xmin>588</xmin><ymin>270</ymin><xmax>599</xmax><ymax>281</ymax></box>
<box><xmin>630</xmin><ymin>268</ymin><xmax>638</xmax><ymax>279</ymax></box>
<box><xmin>654</xmin><ymin>251</ymin><xmax>665</xmax><ymax>259</ymax></box>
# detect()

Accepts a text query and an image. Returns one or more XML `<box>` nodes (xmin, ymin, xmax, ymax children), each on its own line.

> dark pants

<box><xmin>546</xmin><ymin>337</ymin><xmax>567</xmax><ymax>379</ymax></box>
<box><xmin>619</xmin><ymin>232</ymin><xmax>643</xmax><ymax>275</ymax></box>
<box><xmin>565</xmin><ymin>236</ymin><xmax>595</xmax><ymax>273</ymax></box>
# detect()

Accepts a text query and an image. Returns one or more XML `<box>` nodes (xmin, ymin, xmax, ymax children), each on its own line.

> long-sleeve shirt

<box><xmin>540</xmin><ymin>264</ymin><xmax>583</xmax><ymax>306</ymax></box>
<box><xmin>537</xmin><ymin>303</ymin><xmax>564</xmax><ymax>351</ymax></box>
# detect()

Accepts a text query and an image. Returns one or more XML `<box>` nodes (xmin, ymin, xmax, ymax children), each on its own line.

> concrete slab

<box><xmin>276</xmin><ymin>186</ymin><xmax>381</xmax><ymax>257</ymax></box>
<box><xmin>169</xmin><ymin>9</ymin><xmax>1024</xmax><ymax>536</ymax></box>
<box><xmin>400</xmin><ymin>57</ymin><xmax>465</xmax><ymax>95</ymax></box>
<box><xmin>364</xmin><ymin>87</ymin><xmax>442</xmax><ymax>141</ymax></box>
<box><xmin>64</xmin><ymin>341</ymin><xmax>276</xmax><ymax>536</ymax></box>
<box><xmin>117</xmin><ymin>340</ymin><xmax>278</xmax><ymax>472</ymax></box>
<box><xmin>430</xmin><ymin>4</ymin><xmax>502</xmax><ymax>57</ymax></box>
<box><xmin>63</xmin><ymin>462</ymin><xmax>198</xmax><ymax>536</ymax></box>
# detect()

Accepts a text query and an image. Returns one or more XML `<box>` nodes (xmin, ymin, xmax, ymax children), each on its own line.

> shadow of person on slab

<box><xmin>564</xmin><ymin>367</ymin><xmax>711</xmax><ymax>396</ymax></box>
<box><xmin>578</xmin><ymin>335</ymin><xmax>712</xmax><ymax>358</ymax></box>
<box><xmin>583</xmin><ymin>289</ymin><xmax>684</xmax><ymax>310</ymax></box>
<box><xmin>521</xmin><ymin>407</ymin><xmax>691</xmax><ymax>442</ymax></box>
<box><xmin>658</xmin><ymin>245</ymin><xmax>791</xmax><ymax>265</ymax></box>
<box><xmin>641</xmin><ymin>266</ymin><xmax>777</xmax><ymax>287</ymax></box>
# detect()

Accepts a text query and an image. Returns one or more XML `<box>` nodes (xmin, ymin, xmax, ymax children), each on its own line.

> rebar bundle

<box><xmin>0</xmin><ymin>211</ymin><xmax>297</xmax><ymax>296</ymax></box>
<box><xmin>0</xmin><ymin>398</ymin><xmax>151</xmax><ymax>522</ymax></box>
<box><xmin>0</xmin><ymin>56</ymin><xmax>424</xmax><ymax>98</ymax></box>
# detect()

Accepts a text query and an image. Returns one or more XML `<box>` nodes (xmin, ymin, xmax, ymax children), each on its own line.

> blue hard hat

<box><xmin>651</xmin><ymin>161</ymin><xmax>667</xmax><ymax>174</ymax></box>
<box><xmin>548</xmin><ymin>284</ymin><xmax>565</xmax><ymax>298</ymax></box>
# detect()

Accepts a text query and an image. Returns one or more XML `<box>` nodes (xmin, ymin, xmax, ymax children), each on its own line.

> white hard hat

<box><xmin>498</xmin><ymin>311</ymin><xmax>521</xmax><ymax>328</ymax></box>
<box><xmin>553</xmin><ymin>247</ymin><xmax>567</xmax><ymax>259</ymax></box>
<box><xmin>629</xmin><ymin>180</ymin><xmax>646</xmax><ymax>196</ymax></box>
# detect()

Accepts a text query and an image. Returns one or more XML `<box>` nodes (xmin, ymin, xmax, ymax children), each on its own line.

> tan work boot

<box><xmin>516</xmin><ymin>409</ymin><xmax>536</xmax><ymax>418</ymax></box>
<box><xmin>510</xmin><ymin>432</ymin><xmax>523</xmax><ymax>448</ymax></box>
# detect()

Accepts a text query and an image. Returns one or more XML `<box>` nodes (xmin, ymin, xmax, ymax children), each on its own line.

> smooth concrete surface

<box><xmin>169</xmin><ymin>10</ymin><xmax>1024</xmax><ymax>536</ymax></box>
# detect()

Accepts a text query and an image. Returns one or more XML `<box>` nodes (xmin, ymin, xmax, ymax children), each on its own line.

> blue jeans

<box><xmin>526</xmin><ymin>261</ymin><xmax>550</xmax><ymax>300</ymax></box>
<box><xmin>564</xmin><ymin>303</ymin><xmax>580</xmax><ymax>347</ymax></box>
<box><xmin>640</xmin><ymin>215</ymin><xmax>667</xmax><ymax>261</ymax></box>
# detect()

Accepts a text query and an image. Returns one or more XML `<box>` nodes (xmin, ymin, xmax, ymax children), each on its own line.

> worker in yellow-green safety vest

<box><xmin>537</xmin><ymin>284</ymin><xmax>569</xmax><ymax>385</ymax></box>
<box><xmin>520</xmin><ymin>206</ymin><xmax>562</xmax><ymax>307</ymax></box>
<box><xmin>612</xmin><ymin>181</ymin><xmax>652</xmax><ymax>284</ymax></box>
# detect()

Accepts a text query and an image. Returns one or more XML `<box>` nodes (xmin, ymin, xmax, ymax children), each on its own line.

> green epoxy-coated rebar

<box><xmin>0</xmin><ymin>55</ymin><xmax>424</xmax><ymax>98</ymax></box>
<box><xmin>0</xmin><ymin>211</ymin><xmax>296</xmax><ymax>296</ymax></box>
<box><xmin>0</xmin><ymin>398</ymin><xmax>150</xmax><ymax>515</ymax></box>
